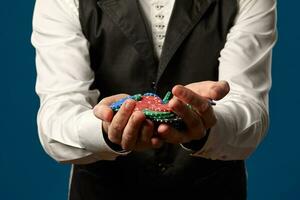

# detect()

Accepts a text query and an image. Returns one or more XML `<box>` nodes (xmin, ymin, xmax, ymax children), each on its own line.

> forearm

<box><xmin>32</xmin><ymin>0</ymin><xmax>128</xmax><ymax>164</ymax></box>
<box><xmin>191</xmin><ymin>0</ymin><xmax>277</xmax><ymax>160</ymax></box>
<box><xmin>197</xmin><ymin>92</ymin><xmax>269</xmax><ymax>160</ymax></box>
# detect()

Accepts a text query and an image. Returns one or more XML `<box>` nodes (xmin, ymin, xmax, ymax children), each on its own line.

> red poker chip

<box><xmin>134</xmin><ymin>96</ymin><xmax>172</xmax><ymax>112</ymax></box>
<box><xmin>135</xmin><ymin>102</ymin><xmax>150</xmax><ymax>111</ymax></box>
<box><xmin>149</xmin><ymin>104</ymin><xmax>171</xmax><ymax>112</ymax></box>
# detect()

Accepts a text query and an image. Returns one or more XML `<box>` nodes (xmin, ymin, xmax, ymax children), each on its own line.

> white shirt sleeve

<box><xmin>31</xmin><ymin>0</ymin><xmax>129</xmax><ymax>164</ymax></box>
<box><xmin>193</xmin><ymin>0</ymin><xmax>277</xmax><ymax>160</ymax></box>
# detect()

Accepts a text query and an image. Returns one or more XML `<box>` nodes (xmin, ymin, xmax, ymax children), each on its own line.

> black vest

<box><xmin>70</xmin><ymin>0</ymin><xmax>246</xmax><ymax>199</ymax></box>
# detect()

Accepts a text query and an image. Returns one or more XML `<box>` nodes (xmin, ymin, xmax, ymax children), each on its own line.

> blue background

<box><xmin>0</xmin><ymin>1</ymin><xmax>298</xmax><ymax>199</ymax></box>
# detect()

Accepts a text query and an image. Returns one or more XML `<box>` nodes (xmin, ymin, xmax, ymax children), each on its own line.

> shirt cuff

<box><xmin>76</xmin><ymin>110</ymin><xmax>130</xmax><ymax>160</ymax></box>
<box><xmin>180</xmin><ymin>129</ymin><xmax>210</xmax><ymax>153</ymax></box>
<box><xmin>190</xmin><ymin>108</ymin><xmax>234</xmax><ymax>160</ymax></box>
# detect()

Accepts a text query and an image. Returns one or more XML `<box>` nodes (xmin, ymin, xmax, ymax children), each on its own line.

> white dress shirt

<box><xmin>31</xmin><ymin>0</ymin><xmax>277</xmax><ymax>163</ymax></box>
<box><xmin>138</xmin><ymin>0</ymin><xmax>175</xmax><ymax>57</ymax></box>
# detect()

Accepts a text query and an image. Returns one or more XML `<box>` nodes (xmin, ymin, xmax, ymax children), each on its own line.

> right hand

<box><xmin>93</xmin><ymin>94</ymin><xmax>163</xmax><ymax>151</ymax></box>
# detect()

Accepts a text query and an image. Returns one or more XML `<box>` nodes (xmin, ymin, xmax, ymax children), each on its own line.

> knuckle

<box><xmin>129</xmin><ymin>112</ymin><xmax>144</xmax><ymax>125</ymax></box>
<box><xmin>98</xmin><ymin>98</ymin><xmax>106</xmax><ymax>105</ymax></box>
<box><xmin>184</xmin><ymin>92</ymin><xmax>193</xmax><ymax>103</ymax></box>
<box><xmin>93</xmin><ymin>105</ymin><xmax>101</xmax><ymax>116</ymax></box>
<box><xmin>123</xmin><ymin>132</ymin><xmax>136</xmax><ymax>142</ymax></box>
<box><xmin>108</xmin><ymin>133</ymin><xmax>121</xmax><ymax>144</ymax></box>
<box><xmin>129</xmin><ymin>114</ymin><xmax>138</xmax><ymax>124</ymax></box>
<box><xmin>111</xmin><ymin>123</ymin><xmax>123</xmax><ymax>133</ymax></box>
<box><xmin>99</xmin><ymin>97</ymin><xmax>111</xmax><ymax>106</ymax></box>
<box><xmin>118</xmin><ymin>109</ymin><xmax>130</xmax><ymax>119</ymax></box>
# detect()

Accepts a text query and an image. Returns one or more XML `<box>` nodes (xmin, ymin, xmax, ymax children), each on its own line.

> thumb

<box><xmin>185</xmin><ymin>80</ymin><xmax>230</xmax><ymax>100</ymax></box>
<box><xmin>209</xmin><ymin>80</ymin><xmax>230</xmax><ymax>100</ymax></box>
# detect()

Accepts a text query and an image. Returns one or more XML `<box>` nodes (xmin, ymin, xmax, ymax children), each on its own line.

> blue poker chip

<box><xmin>110</xmin><ymin>96</ymin><xmax>130</xmax><ymax>111</ymax></box>
<box><xmin>110</xmin><ymin>94</ymin><xmax>142</xmax><ymax>111</ymax></box>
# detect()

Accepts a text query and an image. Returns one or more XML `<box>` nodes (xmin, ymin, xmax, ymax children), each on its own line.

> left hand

<box><xmin>157</xmin><ymin>81</ymin><xmax>229</xmax><ymax>144</ymax></box>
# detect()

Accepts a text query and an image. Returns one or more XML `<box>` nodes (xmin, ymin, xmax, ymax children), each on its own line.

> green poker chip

<box><xmin>143</xmin><ymin>109</ymin><xmax>175</xmax><ymax>119</ymax></box>
<box><xmin>131</xmin><ymin>94</ymin><xmax>142</xmax><ymax>101</ymax></box>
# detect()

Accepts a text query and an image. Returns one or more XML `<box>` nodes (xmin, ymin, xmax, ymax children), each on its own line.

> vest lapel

<box><xmin>97</xmin><ymin>0</ymin><xmax>156</xmax><ymax>64</ymax></box>
<box><xmin>157</xmin><ymin>0</ymin><xmax>217</xmax><ymax>81</ymax></box>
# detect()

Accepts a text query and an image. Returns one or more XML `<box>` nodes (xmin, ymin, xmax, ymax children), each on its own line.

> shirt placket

<box><xmin>151</xmin><ymin>0</ymin><xmax>169</xmax><ymax>57</ymax></box>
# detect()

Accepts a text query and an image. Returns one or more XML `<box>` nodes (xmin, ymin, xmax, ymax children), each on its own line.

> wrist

<box><xmin>181</xmin><ymin>129</ymin><xmax>211</xmax><ymax>152</ymax></box>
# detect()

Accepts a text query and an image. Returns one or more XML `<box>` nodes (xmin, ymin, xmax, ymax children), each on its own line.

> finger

<box><xmin>108</xmin><ymin>99</ymin><xmax>136</xmax><ymax>144</ymax></box>
<box><xmin>172</xmin><ymin>88</ymin><xmax>217</xmax><ymax>129</ymax></box>
<box><xmin>138</xmin><ymin>119</ymin><xmax>164</xmax><ymax>150</ymax></box>
<box><xmin>135</xmin><ymin>120</ymin><xmax>155</xmax><ymax>151</ymax></box>
<box><xmin>136</xmin><ymin>137</ymin><xmax>164</xmax><ymax>150</ymax></box>
<box><xmin>93</xmin><ymin>104</ymin><xmax>114</xmax><ymax>122</ymax></box>
<box><xmin>157</xmin><ymin>124</ymin><xmax>188</xmax><ymax>144</ymax></box>
<box><xmin>169</xmin><ymin>98</ymin><xmax>204</xmax><ymax>133</ymax></box>
<box><xmin>209</xmin><ymin>80</ymin><xmax>230</xmax><ymax>100</ymax></box>
<box><xmin>94</xmin><ymin>94</ymin><xmax>128</xmax><ymax>121</ymax></box>
<box><xmin>121</xmin><ymin>111</ymin><xmax>146</xmax><ymax>150</ymax></box>
<box><xmin>172</xmin><ymin>85</ymin><xmax>210</xmax><ymax>113</ymax></box>
<box><xmin>140</xmin><ymin>120</ymin><xmax>164</xmax><ymax>149</ymax></box>
<box><xmin>139</xmin><ymin>120</ymin><xmax>154</xmax><ymax>144</ymax></box>
<box><xmin>185</xmin><ymin>80</ymin><xmax>230</xmax><ymax>100</ymax></box>
<box><xmin>150</xmin><ymin>137</ymin><xmax>164</xmax><ymax>149</ymax></box>
<box><xmin>102</xmin><ymin>121</ymin><xmax>111</xmax><ymax>134</ymax></box>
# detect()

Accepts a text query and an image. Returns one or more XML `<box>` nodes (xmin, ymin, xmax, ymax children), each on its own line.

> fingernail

<box><xmin>125</xmin><ymin>100</ymin><xmax>135</xmax><ymax>110</ymax></box>
<box><xmin>168</xmin><ymin>98</ymin><xmax>175</xmax><ymax>107</ymax></box>
<box><xmin>168</xmin><ymin>98</ymin><xmax>178</xmax><ymax>109</ymax></box>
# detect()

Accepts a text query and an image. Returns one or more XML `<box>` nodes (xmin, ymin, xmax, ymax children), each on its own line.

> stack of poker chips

<box><xmin>110</xmin><ymin>92</ymin><xmax>184</xmax><ymax>129</ymax></box>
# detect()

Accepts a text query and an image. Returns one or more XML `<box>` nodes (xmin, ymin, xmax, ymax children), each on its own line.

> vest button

<box><xmin>155</xmin><ymin>14</ymin><xmax>165</xmax><ymax>20</ymax></box>
<box><xmin>157</xmin><ymin>163</ymin><xmax>168</xmax><ymax>173</ymax></box>
<box><xmin>151</xmin><ymin>81</ymin><xmax>156</xmax><ymax>88</ymax></box>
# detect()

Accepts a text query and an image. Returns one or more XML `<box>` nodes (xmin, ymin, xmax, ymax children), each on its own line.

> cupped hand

<box><xmin>157</xmin><ymin>81</ymin><xmax>230</xmax><ymax>144</ymax></box>
<box><xmin>93</xmin><ymin>94</ymin><xmax>163</xmax><ymax>151</ymax></box>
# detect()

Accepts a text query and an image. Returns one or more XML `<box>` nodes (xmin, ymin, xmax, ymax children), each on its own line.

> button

<box><xmin>155</xmin><ymin>14</ymin><xmax>165</xmax><ymax>20</ymax></box>
<box><xmin>155</xmin><ymin>5</ymin><xmax>164</xmax><ymax>10</ymax></box>
<box><xmin>154</xmin><ymin>24</ymin><xmax>166</xmax><ymax>30</ymax></box>
<box><xmin>157</xmin><ymin>163</ymin><xmax>169</xmax><ymax>173</ymax></box>
<box><xmin>156</xmin><ymin>34</ymin><xmax>165</xmax><ymax>40</ymax></box>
